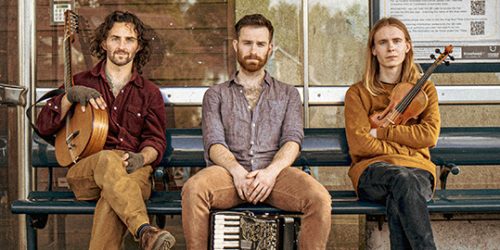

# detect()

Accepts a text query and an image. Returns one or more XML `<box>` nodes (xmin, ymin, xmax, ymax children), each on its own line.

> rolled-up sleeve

<box><xmin>279</xmin><ymin>87</ymin><xmax>304</xmax><ymax>148</ymax></box>
<box><xmin>202</xmin><ymin>88</ymin><xmax>228</xmax><ymax>165</ymax></box>
<box><xmin>36</xmin><ymin>92</ymin><xmax>66</xmax><ymax>136</ymax></box>
<box><xmin>139</xmin><ymin>89</ymin><xmax>167</xmax><ymax>167</ymax></box>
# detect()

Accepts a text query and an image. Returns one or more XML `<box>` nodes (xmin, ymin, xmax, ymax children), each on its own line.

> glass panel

<box><xmin>307</xmin><ymin>3</ymin><xmax>368</xmax><ymax>249</ymax></box>
<box><xmin>36</xmin><ymin>1</ymin><xmax>235</xmax><ymax>88</ymax></box>
<box><xmin>308</xmin><ymin>0</ymin><xmax>369</xmax><ymax>86</ymax></box>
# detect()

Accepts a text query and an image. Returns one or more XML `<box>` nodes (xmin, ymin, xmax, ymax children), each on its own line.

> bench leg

<box><xmin>302</xmin><ymin>165</ymin><xmax>311</xmax><ymax>175</ymax></box>
<box><xmin>368</xmin><ymin>215</ymin><xmax>386</xmax><ymax>231</ymax></box>
<box><xmin>26</xmin><ymin>215</ymin><xmax>38</xmax><ymax>250</ymax></box>
<box><xmin>439</xmin><ymin>163</ymin><xmax>460</xmax><ymax>190</ymax></box>
<box><xmin>155</xmin><ymin>214</ymin><xmax>167</xmax><ymax>228</ymax></box>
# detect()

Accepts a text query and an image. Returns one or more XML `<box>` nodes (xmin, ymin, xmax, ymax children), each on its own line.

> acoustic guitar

<box><xmin>55</xmin><ymin>10</ymin><xmax>109</xmax><ymax>167</ymax></box>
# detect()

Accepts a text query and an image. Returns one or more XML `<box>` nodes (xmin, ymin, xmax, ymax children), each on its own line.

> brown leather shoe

<box><xmin>140</xmin><ymin>226</ymin><xmax>176</xmax><ymax>250</ymax></box>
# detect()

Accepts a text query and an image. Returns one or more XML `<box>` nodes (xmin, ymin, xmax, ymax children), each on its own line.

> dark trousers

<box><xmin>358</xmin><ymin>162</ymin><xmax>436</xmax><ymax>250</ymax></box>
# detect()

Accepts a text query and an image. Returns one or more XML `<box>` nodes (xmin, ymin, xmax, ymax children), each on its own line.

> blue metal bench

<box><xmin>11</xmin><ymin>127</ymin><xmax>500</xmax><ymax>249</ymax></box>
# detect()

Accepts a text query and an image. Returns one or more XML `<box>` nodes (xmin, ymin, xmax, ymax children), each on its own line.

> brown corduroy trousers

<box><xmin>66</xmin><ymin>150</ymin><xmax>153</xmax><ymax>250</ymax></box>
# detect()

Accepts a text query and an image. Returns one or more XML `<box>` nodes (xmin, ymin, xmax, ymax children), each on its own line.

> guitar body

<box><xmin>55</xmin><ymin>104</ymin><xmax>109</xmax><ymax>167</ymax></box>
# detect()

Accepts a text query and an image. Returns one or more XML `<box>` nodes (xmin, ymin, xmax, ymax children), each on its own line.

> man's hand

<box><xmin>246</xmin><ymin>168</ymin><xmax>279</xmax><ymax>204</ymax></box>
<box><xmin>122</xmin><ymin>151</ymin><xmax>144</xmax><ymax>174</ymax></box>
<box><xmin>229</xmin><ymin>166</ymin><xmax>251</xmax><ymax>201</ymax></box>
<box><xmin>66</xmin><ymin>86</ymin><xmax>106</xmax><ymax>112</ymax></box>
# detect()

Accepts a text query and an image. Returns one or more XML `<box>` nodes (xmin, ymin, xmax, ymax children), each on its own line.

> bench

<box><xmin>11</xmin><ymin>126</ymin><xmax>500</xmax><ymax>249</ymax></box>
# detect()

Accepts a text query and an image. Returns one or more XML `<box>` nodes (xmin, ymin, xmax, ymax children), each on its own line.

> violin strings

<box><xmin>395</xmin><ymin>62</ymin><xmax>437</xmax><ymax>113</ymax></box>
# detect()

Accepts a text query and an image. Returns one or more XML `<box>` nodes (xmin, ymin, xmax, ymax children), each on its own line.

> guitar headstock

<box><xmin>430</xmin><ymin>44</ymin><xmax>454</xmax><ymax>66</ymax></box>
<box><xmin>64</xmin><ymin>10</ymin><xmax>78</xmax><ymax>43</ymax></box>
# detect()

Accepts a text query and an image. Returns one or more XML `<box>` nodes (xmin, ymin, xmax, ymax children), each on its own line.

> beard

<box><xmin>236</xmin><ymin>50</ymin><xmax>269</xmax><ymax>72</ymax></box>
<box><xmin>108</xmin><ymin>49</ymin><xmax>135</xmax><ymax>67</ymax></box>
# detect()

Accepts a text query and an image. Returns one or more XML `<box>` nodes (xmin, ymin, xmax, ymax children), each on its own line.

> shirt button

<box><xmin>113</xmin><ymin>106</ymin><xmax>117</xmax><ymax>110</ymax></box>
<box><xmin>54</xmin><ymin>106</ymin><xmax>58</xmax><ymax>109</ymax></box>
<box><xmin>251</xmin><ymin>159</ymin><xmax>254</xmax><ymax>164</ymax></box>
<box><xmin>250</xmin><ymin>141</ymin><xmax>254</xmax><ymax>145</ymax></box>
<box><xmin>119</xmin><ymin>138</ymin><xmax>123</xmax><ymax>142</ymax></box>
<box><xmin>250</xmin><ymin>150</ymin><xmax>254</xmax><ymax>155</ymax></box>
<box><xmin>247</xmin><ymin>105</ymin><xmax>251</xmax><ymax>110</ymax></box>
<box><xmin>121</xmin><ymin>90</ymin><xmax>124</xmax><ymax>93</ymax></box>
<box><xmin>137</xmin><ymin>113</ymin><xmax>141</xmax><ymax>117</ymax></box>
<box><xmin>252</xmin><ymin>123</ymin><xmax>255</xmax><ymax>127</ymax></box>
<box><xmin>48</xmin><ymin>103</ymin><xmax>52</xmax><ymax>106</ymax></box>
<box><xmin>240</xmin><ymin>90</ymin><xmax>243</xmax><ymax>93</ymax></box>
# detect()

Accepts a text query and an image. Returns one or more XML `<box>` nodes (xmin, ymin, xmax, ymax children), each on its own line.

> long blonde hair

<box><xmin>363</xmin><ymin>17</ymin><xmax>421</xmax><ymax>96</ymax></box>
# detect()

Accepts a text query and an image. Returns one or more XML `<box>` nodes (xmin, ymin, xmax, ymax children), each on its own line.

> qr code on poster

<box><xmin>471</xmin><ymin>0</ymin><xmax>485</xmax><ymax>15</ymax></box>
<box><xmin>471</xmin><ymin>21</ymin><xmax>485</xmax><ymax>35</ymax></box>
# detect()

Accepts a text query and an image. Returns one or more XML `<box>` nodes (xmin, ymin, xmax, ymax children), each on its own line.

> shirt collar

<box><xmin>91</xmin><ymin>59</ymin><xmax>143</xmax><ymax>88</ymax></box>
<box><xmin>230</xmin><ymin>70</ymin><xmax>273</xmax><ymax>87</ymax></box>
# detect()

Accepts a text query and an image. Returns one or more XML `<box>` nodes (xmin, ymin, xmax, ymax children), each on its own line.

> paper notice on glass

<box><xmin>378</xmin><ymin>0</ymin><xmax>500</xmax><ymax>63</ymax></box>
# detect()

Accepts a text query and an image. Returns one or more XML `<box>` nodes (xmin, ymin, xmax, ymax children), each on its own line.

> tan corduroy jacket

<box><xmin>344</xmin><ymin>80</ymin><xmax>441</xmax><ymax>193</ymax></box>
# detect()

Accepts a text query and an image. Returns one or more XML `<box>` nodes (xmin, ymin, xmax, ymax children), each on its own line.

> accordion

<box><xmin>209</xmin><ymin>211</ymin><xmax>300</xmax><ymax>250</ymax></box>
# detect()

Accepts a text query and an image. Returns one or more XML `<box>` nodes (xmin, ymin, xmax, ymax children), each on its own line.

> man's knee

<box><xmin>314</xmin><ymin>188</ymin><xmax>332</xmax><ymax>209</ymax></box>
<box><xmin>392</xmin><ymin>168</ymin><xmax>413</xmax><ymax>186</ymax></box>
<box><xmin>181</xmin><ymin>172</ymin><xmax>209</xmax><ymax>200</ymax></box>
<box><xmin>391</xmin><ymin>169</ymin><xmax>424</xmax><ymax>197</ymax></box>
<box><xmin>93</xmin><ymin>150</ymin><xmax>122</xmax><ymax>168</ymax></box>
<box><xmin>91</xmin><ymin>150</ymin><xmax>127</xmax><ymax>182</ymax></box>
<box><xmin>304</xmin><ymin>180</ymin><xmax>331</xmax><ymax>211</ymax></box>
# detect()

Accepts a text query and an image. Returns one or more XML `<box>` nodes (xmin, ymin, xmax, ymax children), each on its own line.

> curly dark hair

<box><xmin>90</xmin><ymin>11</ymin><xmax>151</xmax><ymax>74</ymax></box>
<box><xmin>235</xmin><ymin>14</ymin><xmax>274</xmax><ymax>42</ymax></box>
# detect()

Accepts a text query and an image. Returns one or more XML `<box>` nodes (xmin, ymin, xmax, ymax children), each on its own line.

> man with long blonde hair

<box><xmin>344</xmin><ymin>17</ymin><xmax>440</xmax><ymax>249</ymax></box>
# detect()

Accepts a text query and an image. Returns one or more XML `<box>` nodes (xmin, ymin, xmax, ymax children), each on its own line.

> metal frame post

<box><xmin>18</xmin><ymin>0</ymin><xmax>36</xmax><ymax>249</ymax></box>
<box><xmin>302</xmin><ymin>0</ymin><xmax>309</xmax><ymax>128</ymax></box>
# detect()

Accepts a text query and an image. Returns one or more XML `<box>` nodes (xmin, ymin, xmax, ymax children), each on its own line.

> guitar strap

<box><xmin>26</xmin><ymin>88</ymin><xmax>65</xmax><ymax>146</ymax></box>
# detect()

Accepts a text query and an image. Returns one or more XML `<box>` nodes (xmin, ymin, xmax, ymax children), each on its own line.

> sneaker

<box><xmin>139</xmin><ymin>226</ymin><xmax>176</xmax><ymax>250</ymax></box>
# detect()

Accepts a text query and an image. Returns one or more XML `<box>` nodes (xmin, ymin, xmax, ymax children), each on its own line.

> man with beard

<box><xmin>36</xmin><ymin>11</ymin><xmax>175</xmax><ymax>250</ymax></box>
<box><xmin>181</xmin><ymin>14</ymin><xmax>332</xmax><ymax>250</ymax></box>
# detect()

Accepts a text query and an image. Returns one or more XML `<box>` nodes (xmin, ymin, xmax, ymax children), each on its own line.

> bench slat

<box><xmin>32</xmin><ymin>127</ymin><xmax>500</xmax><ymax>168</ymax></box>
<box><xmin>12</xmin><ymin>189</ymin><xmax>500</xmax><ymax>216</ymax></box>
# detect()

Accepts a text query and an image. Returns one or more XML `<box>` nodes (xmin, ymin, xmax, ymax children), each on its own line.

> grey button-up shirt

<box><xmin>202</xmin><ymin>72</ymin><xmax>304</xmax><ymax>171</ymax></box>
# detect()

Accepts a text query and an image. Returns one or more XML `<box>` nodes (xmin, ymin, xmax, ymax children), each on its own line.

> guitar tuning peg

<box><xmin>449</xmin><ymin>55</ymin><xmax>455</xmax><ymax>61</ymax></box>
<box><xmin>430</xmin><ymin>54</ymin><xmax>436</xmax><ymax>59</ymax></box>
<box><xmin>444</xmin><ymin>61</ymin><xmax>450</xmax><ymax>66</ymax></box>
<box><xmin>435</xmin><ymin>48</ymin><xmax>441</xmax><ymax>54</ymax></box>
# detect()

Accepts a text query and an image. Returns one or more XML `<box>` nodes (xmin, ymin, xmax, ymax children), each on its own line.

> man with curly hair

<box><xmin>36</xmin><ymin>11</ymin><xmax>175</xmax><ymax>250</ymax></box>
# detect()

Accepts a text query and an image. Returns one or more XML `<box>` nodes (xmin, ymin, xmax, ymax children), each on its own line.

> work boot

<box><xmin>139</xmin><ymin>226</ymin><xmax>175</xmax><ymax>250</ymax></box>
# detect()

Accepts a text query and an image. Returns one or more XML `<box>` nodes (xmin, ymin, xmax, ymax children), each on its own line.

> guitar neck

<box><xmin>63</xmin><ymin>37</ymin><xmax>73</xmax><ymax>90</ymax></box>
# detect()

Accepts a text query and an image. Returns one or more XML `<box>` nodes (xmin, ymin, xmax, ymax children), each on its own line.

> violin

<box><xmin>369</xmin><ymin>45</ymin><xmax>454</xmax><ymax>128</ymax></box>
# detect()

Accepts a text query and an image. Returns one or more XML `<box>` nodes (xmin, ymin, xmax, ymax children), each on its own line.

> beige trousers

<box><xmin>181</xmin><ymin>166</ymin><xmax>332</xmax><ymax>250</ymax></box>
<box><xmin>66</xmin><ymin>150</ymin><xmax>153</xmax><ymax>250</ymax></box>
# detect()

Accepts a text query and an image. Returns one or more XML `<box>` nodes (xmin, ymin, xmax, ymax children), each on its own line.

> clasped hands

<box><xmin>231</xmin><ymin>167</ymin><xmax>278</xmax><ymax>205</ymax></box>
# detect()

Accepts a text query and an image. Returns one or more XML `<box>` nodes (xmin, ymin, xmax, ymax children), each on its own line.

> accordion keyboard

<box><xmin>212</xmin><ymin>213</ymin><xmax>242</xmax><ymax>249</ymax></box>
